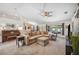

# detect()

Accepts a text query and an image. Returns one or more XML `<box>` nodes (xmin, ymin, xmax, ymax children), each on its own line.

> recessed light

<box><xmin>64</xmin><ymin>11</ymin><xmax>68</xmax><ymax>14</ymax></box>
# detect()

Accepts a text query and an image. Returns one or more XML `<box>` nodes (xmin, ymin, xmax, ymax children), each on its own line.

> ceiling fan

<box><xmin>39</xmin><ymin>3</ymin><xmax>53</xmax><ymax>17</ymax></box>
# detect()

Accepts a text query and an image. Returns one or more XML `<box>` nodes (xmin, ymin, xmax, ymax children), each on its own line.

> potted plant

<box><xmin>71</xmin><ymin>34</ymin><xmax>79</xmax><ymax>55</ymax></box>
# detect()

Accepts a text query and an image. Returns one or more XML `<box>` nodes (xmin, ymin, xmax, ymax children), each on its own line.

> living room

<box><xmin>0</xmin><ymin>3</ymin><xmax>79</xmax><ymax>55</ymax></box>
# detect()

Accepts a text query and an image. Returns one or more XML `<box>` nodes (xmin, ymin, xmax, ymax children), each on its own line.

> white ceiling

<box><xmin>0</xmin><ymin>3</ymin><xmax>78</xmax><ymax>25</ymax></box>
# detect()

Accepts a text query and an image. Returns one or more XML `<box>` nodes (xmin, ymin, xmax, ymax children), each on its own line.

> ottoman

<box><xmin>37</xmin><ymin>37</ymin><xmax>49</xmax><ymax>46</ymax></box>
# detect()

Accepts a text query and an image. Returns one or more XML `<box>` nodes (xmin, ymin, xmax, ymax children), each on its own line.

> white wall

<box><xmin>72</xmin><ymin>18</ymin><xmax>79</xmax><ymax>35</ymax></box>
<box><xmin>0</xmin><ymin>17</ymin><xmax>22</xmax><ymax>26</ymax></box>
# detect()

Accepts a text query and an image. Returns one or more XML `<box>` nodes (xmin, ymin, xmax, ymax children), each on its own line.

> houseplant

<box><xmin>71</xmin><ymin>34</ymin><xmax>79</xmax><ymax>55</ymax></box>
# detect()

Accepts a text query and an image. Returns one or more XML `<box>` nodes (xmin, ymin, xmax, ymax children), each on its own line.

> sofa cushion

<box><xmin>29</xmin><ymin>35</ymin><xmax>42</xmax><ymax>40</ymax></box>
<box><xmin>0</xmin><ymin>36</ymin><xmax>2</xmax><ymax>42</ymax></box>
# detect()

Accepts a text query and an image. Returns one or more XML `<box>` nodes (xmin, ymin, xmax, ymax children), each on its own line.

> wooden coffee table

<box><xmin>37</xmin><ymin>37</ymin><xmax>49</xmax><ymax>46</ymax></box>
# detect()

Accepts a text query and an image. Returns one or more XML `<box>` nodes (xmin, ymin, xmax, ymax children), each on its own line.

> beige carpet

<box><xmin>0</xmin><ymin>37</ymin><xmax>65</xmax><ymax>55</ymax></box>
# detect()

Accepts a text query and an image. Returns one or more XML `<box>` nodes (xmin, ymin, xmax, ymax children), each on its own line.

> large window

<box><xmin>51</xmin><ymin>25</ymin><xmax>62</xmax><ymax>33</ymax></box>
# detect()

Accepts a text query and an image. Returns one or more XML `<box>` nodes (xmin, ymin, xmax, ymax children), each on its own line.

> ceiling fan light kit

<box><xmin>41</xmin><ymin>11</ymin><xmax>53</xmax><ymax>17</ymax></box>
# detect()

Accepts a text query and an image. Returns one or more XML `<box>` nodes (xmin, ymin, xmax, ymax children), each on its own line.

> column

<box><xmin>62</xmin><ymin>23</ymin><xmax>64</xmax><ymax>35</ymax></box>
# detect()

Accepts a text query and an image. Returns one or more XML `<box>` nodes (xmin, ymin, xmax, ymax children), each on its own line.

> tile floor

<box><xmin>0</xmin><ymin>37</ymin><xmax>65</xmax><ymax>55</ymax></box>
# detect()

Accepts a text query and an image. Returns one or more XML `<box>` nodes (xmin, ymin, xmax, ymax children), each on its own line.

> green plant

<box><xmin>71</xmin><ymin>35</ymin><xmax>79</xmax><ymax>55</ymax></box>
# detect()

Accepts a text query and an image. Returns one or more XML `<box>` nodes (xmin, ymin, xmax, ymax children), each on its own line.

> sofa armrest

<box><xmin>22</xmin><ymin>35</ymin><xmax>28</xmax><ymax>45</ymax></box>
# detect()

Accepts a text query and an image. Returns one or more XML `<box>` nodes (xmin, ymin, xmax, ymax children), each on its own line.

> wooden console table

<box><xmin>2</xmin><ymin>30</ymin><xmax>20</xmax><ymax>42</ymax></box>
